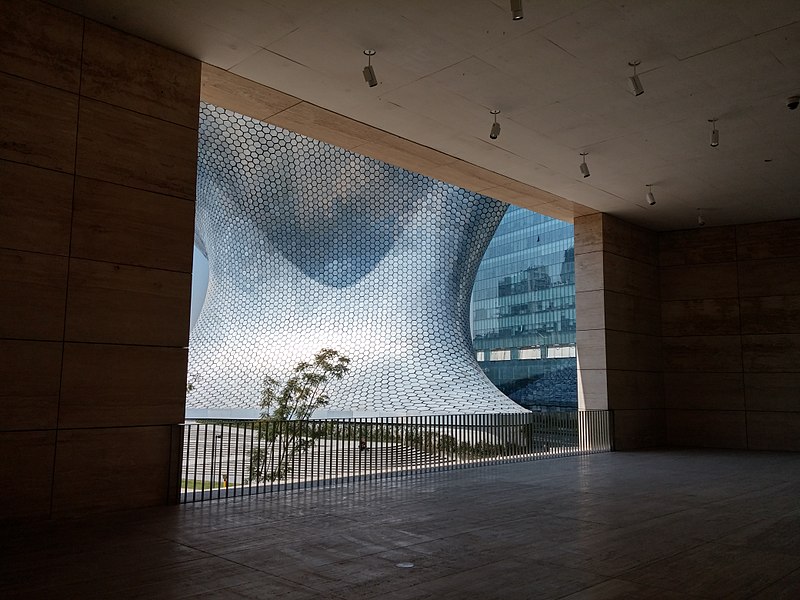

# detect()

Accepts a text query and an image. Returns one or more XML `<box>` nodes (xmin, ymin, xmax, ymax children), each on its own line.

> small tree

<box><xmin>249</xmin><ymin>349</ymin><xmax>350</xmax><ymax>483</ymax></box>
<box><xmin>186</xmin><ymin>372</ymin><xmax>200</xmax><ymax>394</ymax></box>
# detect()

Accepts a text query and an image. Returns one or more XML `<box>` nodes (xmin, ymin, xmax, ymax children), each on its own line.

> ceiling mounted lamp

<box><xmin>646</xmin><ymin>184</ymin><xmax>656</xmax><ymax>206</ymax></box>
<box><xmin>628</xmin><ymin>60</ymin><xmax>644</xmax><ymax>96</ymax></box>
<box><xmin>697</xmin><ymin>210</ymin><xmax>706</xmax><ymax>227</ymax></box>
<box><xmin>363</xmin><ymin>50</ymin><xmax>377</xmax><ymax>87</ymax></box>
<box><xmin>579</xmin><ymin>152</ymin><xmax>590</xmax><ymax>178</ymax></box>
<box><xmin>489</xmin><ymin>109</ymin><xmax>501</xmax><ymax>139</ymax></box>
<box><xmin>510</xmin><ymin>0</ymin><xmax>524</xmax><ymax>20</ymax></box>
<box><xmin>708</xmin><ymin>118</ymin><xmax>719</xmax><ymax>147</ymax></box>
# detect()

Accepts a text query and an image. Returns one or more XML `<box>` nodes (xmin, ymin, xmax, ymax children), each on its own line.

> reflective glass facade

<box><xmin>472</xmin><ymin>206</ymin><xmax>577</xmax><ymax>408</ymax></box>
<box><xmin>187</xmin><ymin>103</ymin><xmax>526</xmax><ymax>419</ymax></box>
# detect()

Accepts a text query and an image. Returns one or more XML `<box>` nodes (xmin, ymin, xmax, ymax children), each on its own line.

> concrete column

<box><xmin>0</xmin><ymin>0</ymin><xmax>200</xmax><ymax>518</ymax></box>
<box><xmin>574</xmin><ymin>213</ymin><xmax>664</xmax><ymax>449</ymax></box>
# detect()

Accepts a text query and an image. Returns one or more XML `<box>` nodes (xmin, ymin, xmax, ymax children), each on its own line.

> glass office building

<box><xmin>472</xmin><ymin>206</ymin><xmax>577</xmax><ymax>408</ymax></box>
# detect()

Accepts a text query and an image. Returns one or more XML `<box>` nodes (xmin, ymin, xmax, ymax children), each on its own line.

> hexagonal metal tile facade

<box><xmin>187</xmin><ymin>103</ymin><xmax>525</xmax><ymax>418</ymax></box>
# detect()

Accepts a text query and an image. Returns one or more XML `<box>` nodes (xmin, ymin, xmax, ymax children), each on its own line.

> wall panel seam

<box><xmin>74</xmin><ymin>174</ymin><xmax>197</xmax><ymax>205</ymax></box>
<box><xmin>51</xmin><ymin>14</ymin><xmax>86</xmax><ymax>520</ymax></box>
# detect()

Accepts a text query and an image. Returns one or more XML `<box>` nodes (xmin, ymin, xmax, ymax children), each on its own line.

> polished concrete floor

<box><xmin>2</xmin><ymin>450</ymin><xmax>800</xmax><ymax>599</ymax></box>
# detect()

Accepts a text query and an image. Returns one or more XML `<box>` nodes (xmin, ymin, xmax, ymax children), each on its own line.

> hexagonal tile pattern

<box><xmin>187</xmin><ymin>103</ymin><xmax>524</xmax><ymax>418</ymax></box>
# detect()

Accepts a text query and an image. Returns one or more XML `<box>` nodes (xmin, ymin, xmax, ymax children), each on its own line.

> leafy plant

<box><xmin>186</xmin><ymin>372</ymin><xmax>200</xmax><ymax>394</ymax></box>
<box><xmin>249</xmin><ymin>349</ymin><xmax>350</xmax><ymax>483</ymax></box>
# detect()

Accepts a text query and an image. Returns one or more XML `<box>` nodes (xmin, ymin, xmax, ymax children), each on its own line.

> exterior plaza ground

<box><xmin>3</xmin><ymin>449</ymin><xmax>799</xmax><ymax>599</ymax></box>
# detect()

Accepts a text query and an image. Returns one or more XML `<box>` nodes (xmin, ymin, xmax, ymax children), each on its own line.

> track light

<box><xmin>697</xmin><ymin>210</ymin><xmax>706</xmax><ymax>227</ymax></box>
<box><xmin>579</xmin><ymin>153</ymin><xmax>590</xmax><ymax>178</ymax></box>
<box><xmin>510</xmin><ymin>0</ymin><xmax>524</xmax><ymax>20</ymax></box>
<box><xmin>628</xmin><ymin>60</ymin><xmax>644</xmax><ymax>96</ymax></box>
<box><xmin>489</xmin><ymin>109</ymin><xmax>501</xmax><ymax>139</ymax></box>
<box><xmin>708</xmin><ymin>118</ymin><xmax>719</xmax><ymax>147</ymax></box>
<box><xmin>363</xmin><ymin>50</ymin><xmax>377</xmax><ymax>87</ymax></box>
<box><xmin>646</xmin><ymin>184</ymin><xmax>656</xmax><ymax>206</ymax></box>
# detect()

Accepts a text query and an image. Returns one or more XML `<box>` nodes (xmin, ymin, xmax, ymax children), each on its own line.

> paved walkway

<box><xmin>3</xmin><ymin>449</ymin><xmax>800</xmax><ymax>598</ymax></box>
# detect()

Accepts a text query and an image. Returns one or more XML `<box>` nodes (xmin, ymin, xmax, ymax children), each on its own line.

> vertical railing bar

<box><xmin>312</xmin><ymin>419</ymin><xmax>316</xmax><ymax>488</ymax></box>
<box><xmin>368</xmin><ymin>419</ymin><xmax>373</xmax><ymax>482</ymax></box>
<box><xmin>304</xmin><ymin>420</ymin><xmax>309</xmax><ymax>491</ymax></box>
<box><xmin>285</xmin><ymin>420</ymin><xmax>290</xmax><ymax>493</ymax></box>
<box><xmin>366</xmin><ymin>418</ymin><xmax>371</xmax><ymax>482</ymax></box>
<box><xmin>200</xmin><ymin>423</ymin><xmax>208</xmax><ymax>500</ymax></box>
<box><xmin>238</xmin><ymin>422</ymin><xmax>245</xmax><ymax>496</ymax></box>
<box><xmin>222</xmin><ymin>424</ymin><xmax>229</xmax><ymax>498</ymax></box>
<box><xmin>355</xmin><ymin>420</ymin><xmax>360</xmax><ymax>486</ymax></box>
<box><xmin>212</xmin><ymin>423</ymin><xmax>218</xmax><ymax>494</ymax></box>
<box><xmin>478</xmin><ymin>413</ymin><xmax>483</xmax><ymax>468</ymax></box>
<box><xmin>424</xmin><ymin>414</ymin><xmax>428</xmax><ymax>474</ymax></box>
<box><xmin>555</xmin><ymin>411</ymin><xmax>559</xmax><ymax>457</ymax></box>
<box><xmin>380</xmin><ymin>417</ymin><xmax>385</xmax><ymax>482</ymax></box>
<box><xmin>427</xmin><ymin>415</ymin><xmax>432</xmax><ymax>474</ymax></box>
<box><xmin>252</xmin><ymin>420</ymin><xmax>259</xmax><ymax>497</ymax></box>
<box><xmin>355</xmin><ymin>419</ymin><xmax>360</xmax><ymax>484</ymax></box>
<box><xmin>231</xmin><ymin>423</ymin><xmax>239</xmax><ymax>497</ymax></box>
<box><xmin>208</xmin><ymin>423</ymin><xmax>215</xmax><ymax>501</ymax></box>
<box><xmin>427</xmin><ymin>415</ymin><xmax>431</xmax><ymax>474</ymax></box>
<box><xmin>201</xmin><ymin>423</ymin><xmax>208</xmax><ymax>501</ymax></box>
<box><xmin>557</xmin><ymin>411</ymin><xmax>562</xmax><ymax>457</ymax></box>
<box><xmin>209</xmin><ymin>422</ymin><xmax>215</xmax><ymax>494</ymax></box>
<box><xmin>246</xmin><ymin>422</ymin><xmax>253</xmax><ymax>497</ymax></box>
<box><xmin>360</xmin><ymin>418</ymin><xmax>367</xmax><ymax>483</ymax></box>
<box><xmin>268</xmin><ymin>420</ymin><xmax>275</xmax><ymax>495</ymax></box>
<box><xmin>332</xmin><ymin>420</ymin><xmax>337</xmax><ymax>485</ymax></box>
<box><xmin>292</xmin><ymin>420</ymin><xmax>297</xmax><ymax>493</ymax></box>
<box><xmin>217</xmin><ymin>423</ymin><xmax>223</xmax><ymax>491</ymax></box>
<box><xmin>484</xmin><ymin>413</ymin><xmax>488</xmax><ymax>468</ymax></box>
<box><xmin>361</xmin><ymin>418</ymin><xmax>365</xmax><ymax>483</ymax></box>
<box><xmin>182</xmin><ymin>424</ymin><xmax>190</xmax><ymax>503</ymax></box>
<box><xmin>338</xmin><ymin>419</ymin><xmax>342</xmax><ymax>484</ymax></box>
<box><xmin>269</xmin><ymin>419</ymin><xmax>274</xmax><ymax>496</ymax></box>
<box><xmin>248</xmin><ymin>421</ymin><xmax>254</xmax><ymax>497</ymax></box>
<box><xmin>192</xmin><ymin>424</ymin><xmax>199</xmax><ymax>501</ymax></box>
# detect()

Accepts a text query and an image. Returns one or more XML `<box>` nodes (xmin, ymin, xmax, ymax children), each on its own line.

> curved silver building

<box><xmin>187</xmin><ymin>103</ymin><xmax>525</xmax><ymax>418</ymax></box>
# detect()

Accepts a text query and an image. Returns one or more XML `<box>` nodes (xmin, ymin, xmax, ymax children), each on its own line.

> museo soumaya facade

<box><xmin>187</xmin><ymin>103</ymin><xmax>526</xmax><ymax>419</ymax></box>
<box><xmin>471</xmin><ymin>207</ymin><xmax>577</xmax><ymax>408</ymax></box>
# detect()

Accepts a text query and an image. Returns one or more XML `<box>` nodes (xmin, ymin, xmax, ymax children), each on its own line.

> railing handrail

<box><xmin>179</xmin><ymin>409</ymin><xmax>613</xmax><ymax>503</ymax></box>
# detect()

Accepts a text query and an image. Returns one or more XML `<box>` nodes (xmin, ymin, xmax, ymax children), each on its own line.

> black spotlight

<box><xmin>628</xmin><ymin>60</ymin><xmax>644</xmax><ymax>96</ymax></box>
<box><xmin>646</xmin><ymin>184</ymin><xmax>656</xmax><ymax>206</ymax></box>
<box><xmin>363</xmin><ymin>50</ymin><xmax>377</xmax><ymax>87</ymax></box>
<box><xmin>708</xmin><ymin>118</ymin><xmax>719</xmax><ymax>147</ymax></box>
<box><xmin>579</xmin><ymin>153</ymin><xmax>590</xmax><ymax>178</ymax></box>
<box><xmin>489</xmin><ymin>109</ymin><xmax>501</xmax><ymax>139</ymax></box>
<box><xmin>511</xmin><ymin>0</ymin><xmax>523</xmax><ymax>20</ymax></box>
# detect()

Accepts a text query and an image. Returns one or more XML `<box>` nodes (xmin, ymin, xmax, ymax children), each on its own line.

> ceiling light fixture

<box><xmin>510</xmin><ymin>0</ymin><xmax>524</xmax><ymax>20</ymax></box>
<box><xmin>697</xmin><ymin>210</ymin><xmax>706</xmax><ymax>227</ymax></box>
<box><xmin>646</xmin><ymin>184</ymin><xmax>656</xmax><ymax>206</ymax></box>
<box><xmin>628</xmin><ymin>60</ymin><xmax>644</xmax><ymax>96</ymax></box>
<box><xmin>489</xmin><ymin>109</ymin><xmax>501</xmax><ymax>139</ymax></box>
<box><xmin>708</xmin><ymin>118</ymin><xmax>719</xmax><ymax>147</ymax></box>
<box><xmin>363</xmin><ymin>50</ymin><xmax>377</xmax><ymax>87</ymax></box>
<box><xmin>579</xmin><ymin>152</ymin><xmax>590</xmax><ymax>178</ymax></box>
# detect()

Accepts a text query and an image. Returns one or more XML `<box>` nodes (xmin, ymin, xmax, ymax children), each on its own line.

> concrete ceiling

<box><xmin>53</xmin><ymin>0</ymin><xmax>800</xmax><ymax>231</ymax></box>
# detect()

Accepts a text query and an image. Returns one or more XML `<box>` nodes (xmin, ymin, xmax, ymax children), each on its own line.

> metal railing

<box><xmin>179</xmin><ymin>409</ymin><xmax>613</xmax><ymax>503</ymax></box>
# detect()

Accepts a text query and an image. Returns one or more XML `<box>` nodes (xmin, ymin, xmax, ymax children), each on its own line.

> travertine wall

<box><xmin>661</xmin><ymin>221</ymin><xmax>800</xmax><ymax>451</ymax></box>
<box><xmin>577</xmin><ymin>213</ymin><xmax>800</xmax><ymax>451</ymax></box>
<box><xmin>0</xmin><ymin>0</ymin><xmax>200</xmax><ymax>518</ymax></box>
<box><xmin>575</xmin><ymin>213</ymin><xmax>664</xmax><ymax>450</ymax></box>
